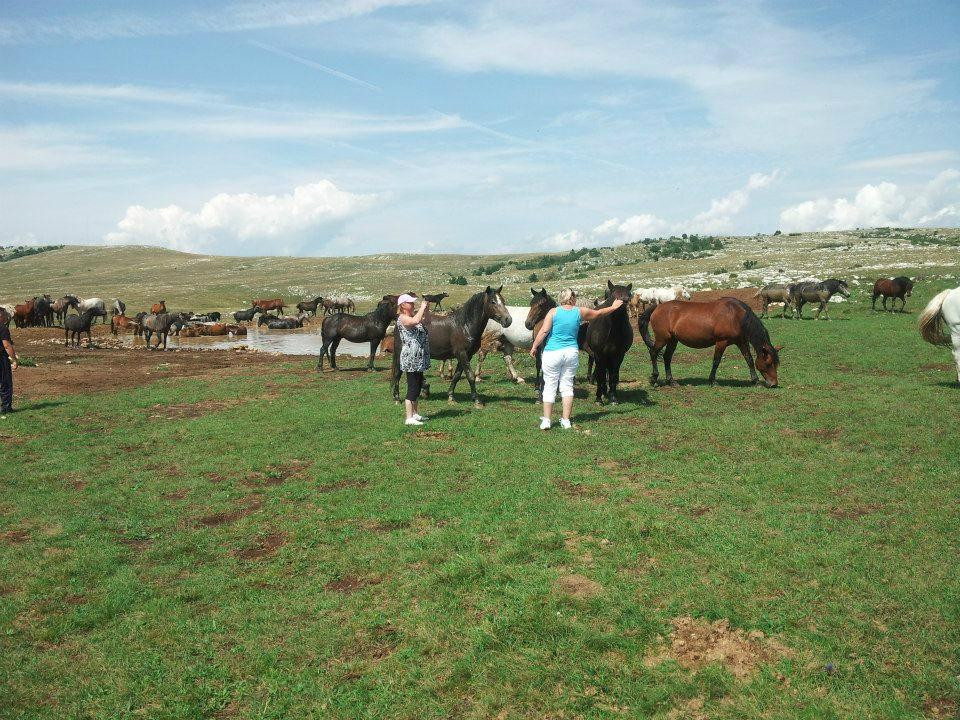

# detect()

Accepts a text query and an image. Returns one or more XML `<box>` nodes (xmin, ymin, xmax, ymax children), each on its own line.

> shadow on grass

<box><xmin>667</xmin><ymin>377</ymin><xmax>765</xmax><ymax>388</ymax></box>
<box><xmin>12</xmin><ymin>400</ymin><xmax>66</xmax><ymax>412</ymax></box>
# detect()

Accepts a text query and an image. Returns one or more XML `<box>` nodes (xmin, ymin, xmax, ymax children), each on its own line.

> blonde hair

<box><xmin>558</xmin><ymin>288</ymin><xmax>577</xmax><ymax>305</ymax></box>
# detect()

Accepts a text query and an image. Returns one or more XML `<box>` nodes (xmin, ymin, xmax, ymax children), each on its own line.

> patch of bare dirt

<box><xmin>828</xmin><ymin>503</ymin><xmax>883</xmax><ymax>520</ymax></box>
<box><xmin>924</xmin><ymin>697</ymin><xmax>958</xmax><ymax>719</ymax></box>
<box><xmin>161</xmin><ymin>488</ymin><xmax>188</xmax><ymax>501</ymax></box>
<box><xmin>1</xmin><ymin>529</ymin><xmax>29</xmax><ymax>544</ymax></box>
<box><xmin>241</xmin><ymin>459</ymin><xmax>312</xmax><ymax>487</ymax></box>
<box><xmin>413</xmin><ymin>431</ymin><xmax>451</xmax><ymax>440</ymax></box>
<box><xmin>8</xmin><ymin>325</ymin><xmax>296</xmax><ymax>400</ymax></box>
<box><xmin>645</xmin><ymin>616</ymin><xmax>788</xmax><ymax>679</ymax></box>
<box><xmin>688</xmin><ymin>506</ymin><xmax>711</xmax><ymax>517</ymax></box>
<box><xmin>920</xmin><ymin>363</ymin><xmax>956</xmax><ymax>372</ymax></box>
<box><xmin>324</xmin><ymin>574</ymin><xmax>382</xmax><ymax>595</ymax></box>
<box><xmin>811</xmin><ymin>427</ymin><xmax>842</xmax><ymax>440</ymax></box>
<box><xmin>146</xmin><ymin>398</ymin><xmax>245</xmax><ymax>420</ymax></box>
<box><xmin>556</xmin><ymin>573</ymin><xmax>603</xmax><ymax>599</ymax></box>
<box><xmin>198</xmin><ymin>496</ymin><xmax>263</xmax><ymax>526</ymax></box>
<box><xmin>117</xmin><ymin>535</ymin><xmax>151</xmax><ymax>552</ymax></box>
<box><xmin>235</xmin><ymin>531</ymin><xmax>288</xmax><ymax>560</ymax></box>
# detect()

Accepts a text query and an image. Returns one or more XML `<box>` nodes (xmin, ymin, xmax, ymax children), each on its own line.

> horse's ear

<box><xmin>485</xmin><ymin>285</ymin><xmax>492</xmax><ymax>293</ymax></box>
<box><xmin>774</xmin><ymin>345</ymin><xmax>784</xmax><ymax>352</ymax></box>
<box><xmin>530</xmin><ymin>288</ymin><xmax>537</xmax><ymax>296</ymax></box>
<box><xmin>607</xmin><ymin>279</ymin><xmax>614</xmax><ymax>290</ymax></box>
<box><xmin>626</xmin><ymin>283</ymin><xmax>633</xmax><ymax>293</ymax></box>
<box><xmin>496</xmin><ymin>285</ymin><xmax>503</xmax><ymax>294</ymax></box>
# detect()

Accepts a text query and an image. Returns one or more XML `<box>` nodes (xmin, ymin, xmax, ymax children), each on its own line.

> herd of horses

<box><xmin>756</xmin><ymin>276</ymin><xmax>915</xmax><ymax>320</ymax></box>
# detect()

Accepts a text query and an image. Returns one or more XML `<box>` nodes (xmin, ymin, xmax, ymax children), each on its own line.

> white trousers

<box><xmin>541</xmin><ymin>347</ymin><xmax>579</xmax><ymax>402</ymax></box>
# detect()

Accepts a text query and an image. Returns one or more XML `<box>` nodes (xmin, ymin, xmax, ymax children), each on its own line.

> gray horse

<box><xmin>790</xmin><ymin>279</ymin><xmax>850</xmax><ymax>320</ymax></box>
<box><xmin>141</xmin><ymin>313</ymin><xmax>182</xmax><ymax>350</ymax></box>
<box><xmin>756</xmin><ymin>284</ymin><xmax>796</xmax><ymax>318</ymax></box>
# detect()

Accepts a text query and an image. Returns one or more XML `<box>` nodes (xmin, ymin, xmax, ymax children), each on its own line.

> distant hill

<box><xmin>1</xmin><ymin>228</ymin><xmax>957</xmax><ymax>312</ymax></box>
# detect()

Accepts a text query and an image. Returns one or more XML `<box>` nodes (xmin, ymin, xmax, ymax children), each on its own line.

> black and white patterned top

<box><xmin>398</xmin><ymin>321</ymin><xmax>431</xmax><ymax>372</ymax></box>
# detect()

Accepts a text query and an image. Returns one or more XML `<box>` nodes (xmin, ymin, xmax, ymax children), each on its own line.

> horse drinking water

<box><xmin>639</xmin><ymin>298</ymin><xmax>781</xmax><ymax>387</ymax></box>
<box><xmin>390</xmin><ymin>286</ymin><xmax>513</xmax><ymax>407</ymax></box>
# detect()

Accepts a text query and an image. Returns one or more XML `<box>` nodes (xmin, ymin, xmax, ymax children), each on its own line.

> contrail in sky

<box><xmin>249</xmin><ymin>40</ymin><xmax>382</xmax><ymax>92</ymax></box>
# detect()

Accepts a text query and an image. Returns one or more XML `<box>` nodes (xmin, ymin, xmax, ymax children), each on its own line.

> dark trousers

<box><xmin>406</xmin><ymin>371</ymin><xmax>424</xmax><ymax>402</ymax></box>
<box><xmin>0</xmin><ymin>357</ymin><xmax>11</xmax><ymax>412</ymax></box>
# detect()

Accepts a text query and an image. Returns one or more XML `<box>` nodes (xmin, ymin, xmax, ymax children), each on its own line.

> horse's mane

<box><xmin>454</xmin><ymin>290</ymin><xmax>487</xmax><ymax>325</ymax></box>
<box><xmin>733</xmin><ymin>299</ymin><xmax>779</xmax><ymax>364</ymax></box>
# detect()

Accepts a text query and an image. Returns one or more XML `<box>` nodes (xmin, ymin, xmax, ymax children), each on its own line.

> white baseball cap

<box><xmin>397</xmin><ymin>293</ymin><xmax>417</xmax><ymax>306</ymax></box>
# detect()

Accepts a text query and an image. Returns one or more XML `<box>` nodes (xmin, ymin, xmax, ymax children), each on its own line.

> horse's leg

<box><xmin>708</xmin><ymin>341</ymin><xmax>729</xmax><ymax>384</ymax></box>
<box><xmin>329</xmin><ymin>338</ymin><xmax>342</xmax><ymax>370</ymax></box>
<box><xmin>663</xmin><ymin>339</ymin><xmax>679</xmax><ymax>387</ymax></box>
<box><xmin>737</xmin><ymin>341</ymin><xmax>758</xmax><ymax>384</ymax></box>
<box><xmin>594</xmin><ymin>359</ymin><xmax>607</xmax><ymax>404</ymax></box>
<box><xmin>474</xmin><ymin>348</ymin><xmax>487</xmax><ymax>382</ymax></box>
<box><xmin>367</xmin><ymin>340</ymin><xmax>378</xmax><ymax>371</ymax></box>
<box><xmin>608</xmin><ymin>356</ymin><xmax>623</xmax><ymax>404</ymax></box>
<box><xmin>447</xmin><ymin>360</ymin><xmax>465</xmax><ymax>404</ymax></box>
<box><xmin>462</xmin><ymin>354</ymin><xmax>483</xmax><ymax>408</ymax></box>
<box><xmin>317</xmin><ymin>337</ymin><xmax>330</xmax><ymax>371</ymax></box>
<box><xmin>872</xmin><ymin>293</ymin><xmax>878</xmax><ymax>310</ymax></box>
<box><xmin>820</xmin><ymin>300</ymin><xmax>830</xmax><ymax>321</ymax></box>
<box><xmin>648</xmin><ymin>339</ymin><xmax>665</xmax><ymax>386</ymax></box>
<box><xmin>500</xmin><ymin>339</ymin><xmax>520</xmax><ymax>383</ymax></box>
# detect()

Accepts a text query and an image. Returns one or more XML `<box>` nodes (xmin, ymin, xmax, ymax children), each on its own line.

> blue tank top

<box><xmin>544</xmin><ymin>306</ymin><xmax>581</xmax><ymax>351</ymax></box>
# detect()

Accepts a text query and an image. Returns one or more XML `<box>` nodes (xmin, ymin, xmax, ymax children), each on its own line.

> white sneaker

<box><xmin>559</xmin><ymin>418</ymin><xmax>572</xmax><ymax>429</ymax></box>
<box><xmin>414</xmin><ymin>414</ymin><xmax>428</xmax><ymax>422</ymax></box>
<box><xmin>405</xmin><ymin>417</ymin><xmax>424</xmax><ymax>426</ymax></box>
<box><xmin>539</xmin><ymin>417</ymin><xmax>551</xmax><ymax>430</ymax></box>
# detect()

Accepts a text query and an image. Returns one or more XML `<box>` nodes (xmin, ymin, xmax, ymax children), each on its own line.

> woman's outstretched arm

<box><xmin>578</xmin><ymin>298</ymin><xmax>624</xmax><ymax>322</ymax></box>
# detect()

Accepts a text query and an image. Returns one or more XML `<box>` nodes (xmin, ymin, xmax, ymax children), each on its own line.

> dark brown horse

<box><xmin>585</xmin><ymin>281</ymin><xmax>633</xmax><ymax>404</ymax></box>
<box><xmin>872</xmin><ymin>276</ymin><xmax>914</xmax><ymax>312</ymax></box>
<box><xmin>423</xmin><ymin>292</ymin><xmax>449</xmax><ymax>310</ymax></box>
<box><xmin>639</xmin><ymin>298</ymin><xmax>780</xmax><ymax>387</ymax></box>
<box><xmin>317</xmin><ymin>298</ymin><xmax>397</xmax><ymax>371</ymax></box>
<box><xmin>296</xmin><ymin>296</ymin><xmax>324</xmax><ymax>316</ymax></box>
<box><xmin>390</xmin><ymin>286</ymin><xmax>513</xmax><ymax>407</ymax></box>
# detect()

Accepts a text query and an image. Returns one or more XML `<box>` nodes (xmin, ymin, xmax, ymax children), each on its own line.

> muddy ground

<box><xmin>6</xmin><ymin>325</ymin><xmax>298</xmax><ymax>403</ymax></box>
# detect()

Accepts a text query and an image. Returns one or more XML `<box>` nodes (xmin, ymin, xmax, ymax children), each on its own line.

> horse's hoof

<box><xmin>516</xmin><ymin>377</ymin><xmax>525</xmax><ymax>384</ymax></box>
<box><xmin>669</xmin><ymin>380</ymin><xmax>679</xmax><ymax>388</ymax></box>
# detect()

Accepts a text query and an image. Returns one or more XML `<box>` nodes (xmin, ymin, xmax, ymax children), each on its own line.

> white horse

<box><xmin>919</xmin><ymin>287</ymin><xmax>960</xmax><ymax>382</ymax></box>
<box><xmin>474</xmin><ymin>306</ymin><xmax>531</xmax><ymax>383</ymax></box>
<box><xmin>630</xmin><ymin>286</ymin><xmax>691</xmax><ymax>314</ymax></box>
<box><xmin>78</xmin><ymin>297</ymin><xmax>108</xmax><ymax>324</ymax></box>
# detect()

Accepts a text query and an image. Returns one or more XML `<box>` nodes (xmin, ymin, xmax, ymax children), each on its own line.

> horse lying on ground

<box><xmin>791</xmin><ymin>279</ymin><xmax>849</xmax><ymax>320</ymax></box>
<box><xmin>391</xmin><ymin>286</ymin><xmax>513</xmax><ymax>407</ymax></box>
<box><xmin>919</xmin><ymin>286</ymin><xmax>960</xmax><ymax>383</ymax></box>
<box><xmin>318</xmin><ymin>298</ymin><xmax>397</xmax><ymax>371</ymax></box>
<box><xmin>872</xmin><ymin>277</ymin><xmax>914</xmax><ymax>312</ymax></box>
<box><xmin>756</xmin><ymin>284</ymin><xmax>796</xmax><ymax>318</ymax></box>
<box><xmin>639</xmin><ymin>298</ymin><xmax>781</xmax><ymax>387</ymax></box>
<box><xmin>64</xmin><ymin>309</ymin><xmax>98</xmax><ymax>347</ymax></box>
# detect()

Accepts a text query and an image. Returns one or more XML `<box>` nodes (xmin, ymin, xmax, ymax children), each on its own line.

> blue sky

<box><xmin>1</xmin><ymin>0</ymin><xmax>958</xmax><ymax>256</ymax></box>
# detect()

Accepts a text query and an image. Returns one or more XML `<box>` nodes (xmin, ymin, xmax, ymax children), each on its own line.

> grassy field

<box><xmin>1</xmin><ymin>227</ymin><xmax>958</xmax><ymax>314</ymax></box>
<box><xmin>1</xmin><ymin>276</ymin><xmax>958</xmax><ymax>719</ymax></box>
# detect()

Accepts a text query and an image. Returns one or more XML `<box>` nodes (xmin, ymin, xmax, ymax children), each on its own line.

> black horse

<box><xmin>296</xmin><ymin>296</ymin><xmax>324</xmax><ymax>316</ymax></box>
<box><xmin>64</xmin><ymin>309</ymin><xmax>97</xmax><ymax>347</ymax></box>
<box><xmin>265</xmin><ymin>317</ymin><xmax>304</xmax><ymax>329</ymax></box>
<box><xmin>791</xmin><ymin>279</ymin><xmax>849</xmax><ymax>320</ymax></box>
<box><xmin>391</xmin><ymin>286</ymin><xmax>513</xmax><ymax>407</ymax></box>
<box><xmin>317</xmin><ymin>298</ymin><xmax>397</xmax><ymax>371</ymax></box>
<box><xmin>585</xmin><ymin>281</ymin><xmax>633</xmax><ymax>404</ymax></box>
<box><xmin>233</xmin><ymin>307</ymin><xmax>260</xmax><ymax>322</ymax></box>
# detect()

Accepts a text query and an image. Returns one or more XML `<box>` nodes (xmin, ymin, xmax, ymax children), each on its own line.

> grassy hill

<box><xmin>1</xmin><ymin>227</ymin><xmax>958</xmax><ymax>313</ymax></box>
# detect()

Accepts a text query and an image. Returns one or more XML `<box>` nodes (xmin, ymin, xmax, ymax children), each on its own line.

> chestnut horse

<box><xmin>872</xmin><ymin>276</ymin><xmax>914</xmax><ymax>312</ymax></box>
<box><xmin>639</xmin><ymin>298</ymin><xmax>781</xmax><ymax>387</ymax></box>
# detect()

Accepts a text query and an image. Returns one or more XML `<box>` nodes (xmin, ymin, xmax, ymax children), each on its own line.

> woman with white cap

<box><xmin>396</xmin><ymin>293</ymin><xmax>431</xmax><ymax>426</ymax></box>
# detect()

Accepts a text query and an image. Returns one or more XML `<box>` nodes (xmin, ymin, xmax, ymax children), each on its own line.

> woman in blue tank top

<box><xmin>529</xmin><ymin>288</ymin><xmax>624</xmax><ymax>430</ymax></box>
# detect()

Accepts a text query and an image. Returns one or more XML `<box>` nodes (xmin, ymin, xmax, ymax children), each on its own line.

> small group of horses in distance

<box><xmin>5</xmin><ymin>295</ymin><xmax>113</xmax><ymax>329</ymax></box>
<box><xmin>756</xmin><ymin>276</ymin><xmax>916</xmax><ymax>319</ymax></box>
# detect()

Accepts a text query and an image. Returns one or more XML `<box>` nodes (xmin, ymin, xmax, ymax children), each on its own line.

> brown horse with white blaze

<box><xmin>639</xmin><ymin>298</ymin><xmax>781</xmax><ymax>387</ymax></box>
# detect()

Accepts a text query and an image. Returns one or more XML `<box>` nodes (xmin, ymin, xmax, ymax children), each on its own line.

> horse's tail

<box><xmin>637</xmin><ymin>305</ymin><xmax>656</xmax><ymax>349</ymax></box>
<box><xmin>919</xmin><ymin>289</ymin><xmax>951</xmax><ymax>346</ymax></box>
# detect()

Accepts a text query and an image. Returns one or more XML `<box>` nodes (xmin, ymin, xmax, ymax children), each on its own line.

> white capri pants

<box><xmin>541</xmin><ymin>347</ymin><xmax>580</xmax><ymax>402</ymax></box>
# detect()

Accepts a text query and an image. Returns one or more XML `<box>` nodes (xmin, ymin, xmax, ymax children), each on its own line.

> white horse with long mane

<box><xmin>629</xmin><ymin>286</ymin><xmax>691</xmax><ymax>315</ymax></box>
<box><xmin>919</xmin><ymin>286</ymin><xmax>960</xmax><ymax>382</ymax></box>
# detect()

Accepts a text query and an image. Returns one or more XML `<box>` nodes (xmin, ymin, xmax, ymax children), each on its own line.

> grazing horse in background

<box><xmin>639</xmin><ymin>298</ymin><xmax>781</xmax><ymax>387</ymax></box>
<box><xmin>150</xmin><ymin>300</ymin><xmax>167</xmax><ymax>315</ymax></box>
<box><xmin>391</xmin><ymin>286</ymin><xmax>513</xmax><ymax>407</ymax></box>
<box><xmin>919</xmin><ymin>286</ymin><xmax>960</xmax><ymax>383</ymax></box>
<box><xmin>296</xmin><ymin>296</ymin><xmax>324</xmax><ymax>316</ymax></box>
<box><xmin>64</xmin><ymin>309</ymin><xmax>98</xmax><ymax>347</ymax></box>
<box><xmin>141</xmin><ymin>313</ymin><xmax>181</xmax><ymax>350</ymax></box>
<box><xmin>233</xmin><ymin>306</ymin><xmax>259</xmax><ymax>322</ymax></box>
<box><xmin>585</xmin><ymin>281</ymin><xmax>633</xmax><ymax>404</ymax></box>
<box><xmin>629</xmin><ymin>287</ymin><xmax>691</xmax><ymax>315</ymax></box>
<box><xmin>423</xmin><ymin>292</ymin><xmax>449</xmax><ymax>310</ymax></box>
<box><xmin>756</xmin><ymin>284</ymin><xmax>797</xmax><ymax>318</ymax></box>
<box><xmin>53</xmin><ymin>295</ymin><xmax>78</xmax><ymax>325</ymax></box>
<box><xmin>77</xmin><ymin>297</ymin><xmax>108</xmax><ymax>324</ymax></box>
<box><xmin>872</xmin><ymin>277</ymin><xmax>914</xmax><ymax>312</ymax></box>
<box><xmin>318</xmin><ymin>298</ymin><xmax>398</xmax><ymax>371</ymax></box>
<box><xmin>791</xmin><ymin>279</ymin><xmax>849</xmax><ymax>320</ymax></box>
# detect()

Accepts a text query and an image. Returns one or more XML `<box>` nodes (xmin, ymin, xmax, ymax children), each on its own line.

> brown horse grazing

<box><xmin>585</xmin><ymin>281</ymin><xmax>633</xmax><ymax>404</ymax></box>
<box><xmin>390</xmin><ymin>286</ymin><xmax>513</xmax><ymax>407</ymax></box>
<box><xmin>872</xmin><ymin>276</ymin><xmax>914</xmax><ymax>312</ymax></box>
<box><xmin>639</xmin><ymin>298</ymin><xmax>781</xmax><ymax>387</ymax></box>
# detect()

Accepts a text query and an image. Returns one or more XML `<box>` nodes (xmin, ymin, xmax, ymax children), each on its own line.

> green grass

<box><xmin>1</xmin><ymin>283</ymin><xmax>959</xmax><ymax>719</ymax></box>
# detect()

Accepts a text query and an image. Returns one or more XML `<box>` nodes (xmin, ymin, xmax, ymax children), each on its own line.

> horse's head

<box><xmin>377</xmin><ymin>297</ymin><xmax>399</xmax><ymax>319</ymax></box>
<box><xmin>484</xmin><ymin>286</ymin><xmax>511</xmax><ymax>327</ymax></box>
<box><xmin>755</xmin><ymin>344</ymin><xmax>782</xmax><ymax>388</ymax></box>
<box><xmin>831</xmin><ymin>280</ymin><xmax>850</xmax><ymax>298</ymax></box>
<box><xmin>605</xmin><ymin>280</ymin><xmax>633</xmax><ymax>304</ymax></box>
<box><xmin>679</xmin><ymin>287</ymin><xmax>692</xmax><ymax>300</ymax></box>
<box><xmin>525</xmin><ymin>287</ymin><xmax>556</xmax><ymax>330</ymax></box>
<box><xmin>904</xmin><ymin>279</ymin><xmax>914</xmax><ymax>296</ymax></box>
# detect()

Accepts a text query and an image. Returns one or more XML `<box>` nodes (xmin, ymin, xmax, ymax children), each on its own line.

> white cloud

<box><xmin>0</xmin><ymin>0</ymin><xmax>427</xmax><ymax>44</ymax></box>
<box><xmin>0</xmin><ymin>81</ymin><xmax>222</xmax><ymax>106</ymax></box>
<box><xmin>0</xmin><ymin>126</ymin><xmax>135</xmax><ymax>171</ymax></box>
<box><xmin>779</xmin><ymin>169</ymin><xmax>960</xmax><ymax>232</ymax></box>
<box><xmin>103</xmin><ymin>179</ymin><xmax>379</xmax><ymax>255</ymax></box>
<box><xmin>847</xmin><ymin>150</ymin><xmax>960</xmax><ymax>171</ymax></box>
<box><xmin>684</xmin><ymin>171</ymin><xmax>779</xmax><ymax>234</ymax></box>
